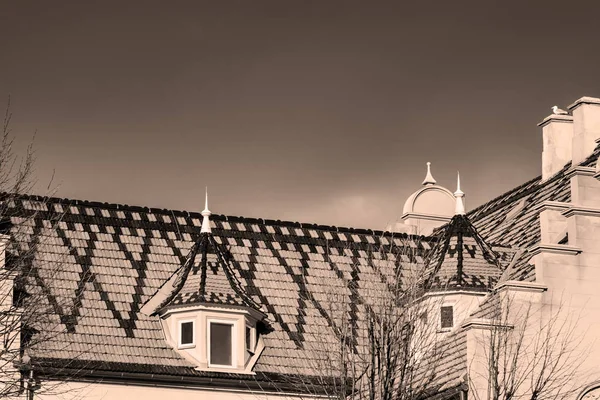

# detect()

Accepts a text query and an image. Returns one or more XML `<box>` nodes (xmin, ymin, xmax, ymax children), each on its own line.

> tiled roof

<box><xmin>410</xmin><ymin>326</ymin><xmax>468</xmax><ymax>400</ymax></box>
<box><xmin>468</xmin><ymin>146</ymin><xmax>600</xmax><ymax>282</ymax></box>
<box><xmin>13</xmin><ymin>145</ymin><xmax>597</xmax><ymax>392</ymax></box>
<box><xmin>424</xmin><ymin>215</ymin><xmax>515</xmax><ymax>291</ymax></box>
<box><xmin>146</xmin><ymin>232</ymin><xmax>264</xmax><ymax>313</ymax></box>
<box><xmin>413</xmin><ymin>149</ymin><xmax>600</xmax><ymax>397</ymax></box>
<box><xmin>10</xmin><ymin>194</ymin><xmax>434</xmax><ymax>383</ymax></box>
<box><xmin>469</xmin><ymin>292</ymin><xmax>501</xmax><ymax>320</ymax></box>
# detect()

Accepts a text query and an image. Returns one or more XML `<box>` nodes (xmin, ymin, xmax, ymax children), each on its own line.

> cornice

<box><xmin>562</xmin><ymin>205</ymin><xmax>600</xmax><ymax>218</ymax></box>
<box><xmin>527</xmin><ymin>243</ymin><xmax>582</xmax><ymax>256</ymax></box>
<box><xmin>565</xmin><ymin>166</ymin><xmax>596</xmax><ymax>179</ymax></box>
<box><xmin>401</xmin><ymin>212</ymin><xmax>453</xmax><ymax>222</ymax></box>
<box><xmin>495</xmin><ymin>280</ymin><xmax>548</xmax><ymax>293</ymax></box>
<box><xmin>537</xmin><ymin>114</ymin><xmax>573</xmax><ymax>127</ymax></box>
<box><xmin>460</xmin><ymin>318</ymin><xmax>513</xmax><ymax>331</ymax></box>
<box><xmin>533</xmin><ymin>200</ymin><xmax>570</xmax><ymax>213</ymax></box>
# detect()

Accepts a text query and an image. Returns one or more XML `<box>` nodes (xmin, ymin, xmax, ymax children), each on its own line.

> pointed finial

<box><xmin>201</xmin><ymin>187</ymin><xmax>212</xmax><ymax>233</ymax></box>
<box><xmin>422</xmin><ymin>162</ymin><xmax>437</xmax><ymax>185</ymax></box>
<box><xmin>454</xmin><ymin>172</ymin><xmax>465</xmax><ymax>215</ymax></box>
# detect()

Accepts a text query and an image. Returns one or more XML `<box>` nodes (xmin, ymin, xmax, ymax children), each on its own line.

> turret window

<box><xmin>208</xmin><ymin>320</ymin><xmax>235</xmax><ymax>367</ymax></box>
<box><xmin>440</xmin><ymin>306</ymin><xmax>454</xmax><ymax>329</ymax></box>
<box><xmin>178</xmin><ymin>320</ymin><xmax>195</xmax><ymax>348</ymax></box>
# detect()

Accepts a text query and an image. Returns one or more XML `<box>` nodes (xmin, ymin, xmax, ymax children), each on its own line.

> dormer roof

<box><xmin>142</xmin><ymin>232</ymin><xmax>264</xmax><ymax>316</ymax></box>
<box><xmin>423</xmin><ymin>214</ymin><xmax>515</xmax><ymax>291</ymax></box>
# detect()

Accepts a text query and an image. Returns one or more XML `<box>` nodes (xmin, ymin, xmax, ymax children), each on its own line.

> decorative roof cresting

<box><xmin>422</xmin><ymin>162</ymin><xmax>437</xmax><ymax>185</ymax></box>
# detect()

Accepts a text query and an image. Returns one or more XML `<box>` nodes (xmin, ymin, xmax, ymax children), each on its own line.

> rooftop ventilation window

<box><xmin>558</xmin><ymin>233</ymin><xmax>568</xmax><ymax>245</ymax></box>
<box><xmin>505</xmin><ymin>197</ymin><xmax>528</xmax><ymax>222</ymax></box>
<box><xmin>494</xmin><ymin>196</ymin><xmax>530</xmax><ymax>234</ymax></box>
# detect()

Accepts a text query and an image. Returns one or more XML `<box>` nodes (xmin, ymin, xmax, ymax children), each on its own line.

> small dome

<box><xmin>402</xmin><ymin>162</ymin><xmax>455</xmax><ymax>217</ymax></box>
<box><xmin>402</xmin><ymin>185</ymin><xmax>455</xmax><ymax>216</ymax></box>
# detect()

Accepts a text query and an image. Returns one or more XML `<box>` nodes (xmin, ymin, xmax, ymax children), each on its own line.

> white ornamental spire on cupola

<box><xmin>454</xmin><ymin>172</ymin><xmax>465</xmax><ymax>215</ymax></box>
<box><xmin>201</xmin><ymin>187</ymin><xmax>212</xmax><ymax>233</ymax></box>
<box><xmin>422</xmin><ymin>162</ymin><xmax>437</xmax><ymax>185</ymax></box>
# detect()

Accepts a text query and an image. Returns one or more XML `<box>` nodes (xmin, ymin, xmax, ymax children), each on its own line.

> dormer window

<box><xmin>178</xmin><ymin>320</ymin><xmax>195</xmax><ymax>348</ymax></box>
<box><xmin>208</xmin><ymin>319</ymin><xmax>235</xmax><ymax>367</ymax></box>
<box><xmin>140</xmin><ymin>196</ymin><xmax>269</xmax><ymax>374</ymax></box>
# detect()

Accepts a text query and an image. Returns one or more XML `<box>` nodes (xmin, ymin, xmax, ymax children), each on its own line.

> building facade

<box><xmin>4</xmin><ymin>96</ymin><xmax>600</xmax><ymax>399</ymax></box>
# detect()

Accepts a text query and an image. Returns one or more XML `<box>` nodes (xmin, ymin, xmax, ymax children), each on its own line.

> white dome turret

<box><xmin>392</xmin><ymin>162</ymin><xmax>456</xmax><ymax>236</ymax></box>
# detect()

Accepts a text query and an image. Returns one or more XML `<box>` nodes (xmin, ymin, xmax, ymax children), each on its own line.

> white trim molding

<box><xmin>562</xmin><ymin>205</ymin><xmax>600</xmax><ymax>218</ymax></box>
<box><xmin>495</xmin><ymin>280</ymin><xmax>548</xmax><ymax>294</ymax></box>
<box><xmin>527</xmin><ymin>243</ymin><xmax>582</xmax><ymax>256</ymax></box>
<box><xmin>177</xmin><ymin>319</ymin><xmax>196</xmax><ymax>349</ymax></box>
<box><xmin>460</xmin><ymin>317</ymin><xmax>514</xmax><ymax>331</ymax></box>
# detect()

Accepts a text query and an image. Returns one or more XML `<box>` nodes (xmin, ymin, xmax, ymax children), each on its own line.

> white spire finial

<box><xmin>454</xmin><ymin>172</ymin><xmax>465</xmax><ymax>215</ymax></box>
<box><xmin>201</xmin><ymin>187</ymin><xmax>212</xmax><ymax>233</ymax></box>
<box><xmin>422</xmin><ymin>162</ymin><xmax>437</xmax><ymax>185</ymax></box>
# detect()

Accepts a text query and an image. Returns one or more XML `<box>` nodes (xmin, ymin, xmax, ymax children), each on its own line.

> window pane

<box><xmin>210</xmin><ymin>323</ymin><xmax>233</xmax><ymax>365</ymax></box>
<box><xmin>440</xmin><ymin>306</ymin><xmax>454</xmax><ymax>328</ymax></box>
<box><xmin>181</xmin><ymin>322</ymin><xmax>194</xmax><ymax>345</ymax></box>
<box><xmin>246</xmin><ymin>326</ymin><xmax>252</xmax><ymax>351</ymax></box>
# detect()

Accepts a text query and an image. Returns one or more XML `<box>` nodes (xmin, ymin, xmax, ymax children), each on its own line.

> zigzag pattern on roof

<box><xmin>10</xmin><ymin>144</ymin><xmax>598</xmax><ymax>390</ymax></box>
<box><xmin>9</xmin><ymin>194</ymin><xmax>434</xmax><ymax>380</ymax></box>
<box><xmin>154</xmin><ymin>232</ymin><xmax>265</xmax><ymax>313</ymax></box>
<box><xmin>424</xmin><ymin>214</ymin><xmax>514</xmax><ymax>291</ymax></box>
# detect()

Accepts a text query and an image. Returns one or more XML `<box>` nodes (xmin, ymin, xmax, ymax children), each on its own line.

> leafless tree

<box><xmin>266</xmin><ymin>232</ymin><xmax>450</xmax><ymax>400</ymax></box>
<box><xmin>261</xmin><ymin>225</ymin><xmax>591</xmax><ymax>400</ymax></box>
<box><xmin>0</xmin><ymin>98</ymin><xmax>91</xmax><ymax>398</ymax></box>
<box><xmin>468</xmin><ymin>290</ymin><xmax>590</xmax><ymax>400</ymax></box>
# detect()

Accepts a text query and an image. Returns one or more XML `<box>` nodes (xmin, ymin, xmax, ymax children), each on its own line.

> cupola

<box><xmin>141</xmin><ymin>191</ymin><xmax>269</xmax><ymax>374</ymax></box>
<box><xmin>419</xmin><ymin>175</ymin><xmax>514</xmax><ymax>332</ymax></box>
<box><xmin>391</xmin><ymin>162</ymin><xmax>456</xmax><ymax>235</ymax></box>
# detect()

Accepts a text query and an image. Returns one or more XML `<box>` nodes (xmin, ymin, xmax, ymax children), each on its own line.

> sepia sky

<box><xmin>2</xmin><ymin>0</ymin><xmax>600</xmax><ymax>230</ymax></box>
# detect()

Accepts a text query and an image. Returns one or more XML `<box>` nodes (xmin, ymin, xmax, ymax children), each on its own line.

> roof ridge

<box><xmin>8</xmin><ymin>192</ymin><xmax>427</xmax><ymax>239</ymax></box>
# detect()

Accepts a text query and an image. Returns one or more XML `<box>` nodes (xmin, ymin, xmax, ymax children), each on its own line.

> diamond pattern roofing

<box><xmin>11</xmin><ymin>144</ymin><xmax>599</xmax><ymax>393</ymax></box>
<box><xmin>424</xmin><ymin>214</ymin><xmax>515</xmax><ymax>291</ymax></box>
<box><xmin>11</xmin><ymin>196</ymin><xmax>433</xmax><ymax>383</ymax></box>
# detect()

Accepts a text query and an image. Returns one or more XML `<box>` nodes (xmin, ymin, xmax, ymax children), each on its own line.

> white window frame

<box><xmin>178</xmin><ymin>319</ymin><xmax>196</xmax><ymax>349</ymax></box>
<box><xmin>245</xmin><ymin>324</ymin><xmax>255</xmax><ymax>354</ymax></box>
<box><xmin>207</xmin><ymin>318</ymin><xmax>237</xmax><ymax>368</ymax></box>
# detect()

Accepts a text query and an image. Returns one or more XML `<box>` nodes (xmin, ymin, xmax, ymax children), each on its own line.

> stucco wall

<box><xmin>35</xmin><ymin>380</ymin><xmax>329</xmax><ymax>400</ymax></box>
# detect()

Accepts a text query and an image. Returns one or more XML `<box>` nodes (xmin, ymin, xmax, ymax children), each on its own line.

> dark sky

<box><xmin>2</xmin><ymin>1</ymin><xmax>600</xmax><ymax>230</ymax></box>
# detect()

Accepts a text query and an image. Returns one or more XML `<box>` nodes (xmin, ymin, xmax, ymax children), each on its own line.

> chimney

<box><xmin>569</xmin><ymin>96</ymin><xmax>600</xmax><ymax>166</ymax></box>
<box><xmin>538</xmin><ymin>114</ymin><xmax>573</xmax><ymax>181</ymax></box>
